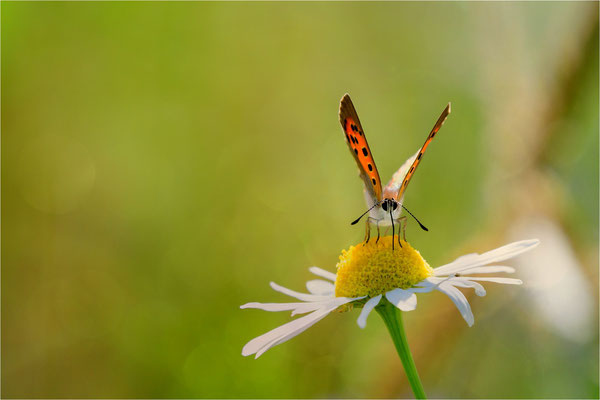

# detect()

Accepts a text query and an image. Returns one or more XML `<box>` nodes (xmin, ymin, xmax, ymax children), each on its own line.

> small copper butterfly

<box><xmin>338</xmin><ymin>94</ymin><xmax>451</xmax><ymax>248</ymax></box>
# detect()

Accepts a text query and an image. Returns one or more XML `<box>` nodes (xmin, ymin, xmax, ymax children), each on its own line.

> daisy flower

<box><xmin>241</xmin><ymin>237</ymin><xmax>539</xmax><ymax>397</ymax></box>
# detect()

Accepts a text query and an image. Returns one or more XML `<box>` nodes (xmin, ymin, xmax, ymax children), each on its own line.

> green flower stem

<box><xmin>376</xmin><ymin>302</ymin><xmax>426</xmax><ymax>399</ymax></box>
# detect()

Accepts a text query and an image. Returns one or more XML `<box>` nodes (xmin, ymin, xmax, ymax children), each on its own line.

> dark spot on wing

<box><xmin>362</xmin><ymin>147</ymin><xmax>368</xmax><ymax>156</ymax></box>
<box><xmin>368</xmin><ymin>164</ymin><xmax>373</xmax><ymax>171</ymax></box>
<box><xmin>372</xmin><ymin>178</ymin><xmax>377</xmax><ymax>185</ymax></box>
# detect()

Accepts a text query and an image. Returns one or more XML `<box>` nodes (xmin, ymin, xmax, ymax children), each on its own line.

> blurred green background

<box><xmin>2</xmin><ymin>2</ymin><xmax>598</xmax><ymax>398</ymax></box>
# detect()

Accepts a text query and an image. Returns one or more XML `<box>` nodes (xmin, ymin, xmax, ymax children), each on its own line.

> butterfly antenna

<box><xmin>401</xmin><ymin>205</ymin><xmax>429</xmax><ymax>231</ymax></box>
<box><xmin>351</xmin><ymin>201</ymin><xmax>381</xmax><ymax>225</ymax></box>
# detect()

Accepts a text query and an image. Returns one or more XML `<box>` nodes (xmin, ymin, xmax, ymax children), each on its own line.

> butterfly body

<box><xmin>339</xmin><ymin>94</ymin><xmax>451</xmax><ymax>246</ymax></box>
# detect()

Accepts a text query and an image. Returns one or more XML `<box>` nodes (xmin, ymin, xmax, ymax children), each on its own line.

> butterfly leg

<box><xmin>375</xmin><ymin>220</ymin><xmax>381</xmax><ymax>244</ymax></box>
<box><xmin>364</xmin><ymin>219</ymin><xmax>371</xmax><ymax>244</ymax></box>
<box><xmin>398</xmin><ymin>216</ymin><xmax>408</xmax><ymax>247</ymax></box>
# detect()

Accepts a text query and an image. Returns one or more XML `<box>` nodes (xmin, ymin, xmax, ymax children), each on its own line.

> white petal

<box><xmin>269</xmin><ymin>282</ymin><xmax>331</xmax><ymax>302</ymax></box>
<box><xmin>464</xmin><ymin>277</ymin><xmax>523</xmax><ymax>285</ymax></box>
<box><xmin>308</xmin><ymin>266</ymin><xmax>336</xmax><ymax>282</ymax></box>
<box><xmin>357</xmin><ymin>295</ymin><xmax>382</xmax><ymax>329</ymax></box>
<box><xmin>418</xmin><ymin>277</ymin><xmax>444</xmax><ymax>285</ymax></box>
<box><xmin>241</xmin><ymin>301</ymin><xmax>329</xmax><ymax>315</ymax></box>
<box><xmin>306</xmin><ymin>279</ymin><xmax>335</xmax><ymax>296</ymax></box>
<box><xmin>449</xmin><ymin>266</ymin><xmax>516</xmax><ymax>275</ymax></box>
<box><xmin>243</xmin><ymin>296</ymin><xmax>361</xmax><ymax>358</ymax></box>
<box><xmin>434</xmin><ymin>239</ymin><xmax>540</xmax><ymax>276</ymax></box>
<box><xmin>255</xmin><ymin>306</ymin><xmax>343</xmax><ymax>358</ymax></box>
<box><xmin>242</xmin><ymin>307</ymin><xmax>333</xmax><ymax>358</ymax></box>
<box><xmin>410</xmin><ymin>278</ymin><xmax>439</xmax><ymax>293</ymax></box>
<box><xmin>436</xmin><ymin>282</ymin><xmax>474</xmax><ymax>326</ymax></box>
<box><xmin>449</xmin><ymin>252</ymin><xmax>479</xmax><ymax>265</ymax></box>
<box><xmin>385</xmin><ymin>288</ymin><xmax>417</xmax><ymax>311</ymax></box>
<box><xmin>290</xmin><ymin>301</ymin><xmax>335</xmax><ymax>316</ymax></box>
<box><xmin>241</xmin><ymin>302</ymin><xmax>309</xmax><ymax>312</ymax></box>
<box><xmin>446</xmin><ymin>278</ymin><xmax>486</xmax><ymax>296</ymax></box>
<box><xmin>413</xmin><ymin>277</ymin><xmax>457</xmax><ymax>291</ymax></box>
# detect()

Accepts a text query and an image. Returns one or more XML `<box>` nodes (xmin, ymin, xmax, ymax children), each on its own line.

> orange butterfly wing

<box><xmin>394</xmin><ymin>103</ymin><xmax>451</xmax><ymax>201</ymax></box>
<box><xmin>339</xmin><ymin>94</ymin><xmax>383</xmax><ymax>203</ymax></box>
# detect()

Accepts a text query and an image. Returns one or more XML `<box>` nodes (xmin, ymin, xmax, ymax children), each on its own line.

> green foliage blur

<box><xmin>2</xmin><ymin>2</ymin><xmax>598</xmax><ymax>398</ymax></box>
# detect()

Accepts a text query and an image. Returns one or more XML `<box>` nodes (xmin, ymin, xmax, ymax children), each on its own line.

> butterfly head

<box><xmin>380</xmin><ymin>198</ymin><xmax>399</xmax><ymax>213</ymax></box>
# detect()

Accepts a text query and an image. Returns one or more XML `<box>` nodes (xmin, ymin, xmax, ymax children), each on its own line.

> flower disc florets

<box><xmin>335</xmin><ymin>236</ymin><xmax>433</xmax><ymax>298</ymax></box>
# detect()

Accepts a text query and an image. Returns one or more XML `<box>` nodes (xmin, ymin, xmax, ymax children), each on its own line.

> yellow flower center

<box><xmin>334</xmin><ymin>236</ymin><xmax>433</xmax><ymax>298</ymax></box>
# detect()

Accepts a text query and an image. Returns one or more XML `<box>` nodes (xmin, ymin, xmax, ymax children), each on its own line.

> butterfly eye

<box><xmin>381</xmin><ymin>202</ymin><xmax>388</xmax><ymax>212</ymax></box>
<box><xmin>393</xmin><ymin>202</ymin><xmax>398</xmax><ymax>210</ymax></box>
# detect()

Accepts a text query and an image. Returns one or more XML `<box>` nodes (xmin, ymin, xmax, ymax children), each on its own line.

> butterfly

<box><xmin>338</xmin><ymin>94</ymin><xmax>451</xmax><ymax>248</ymax></box>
